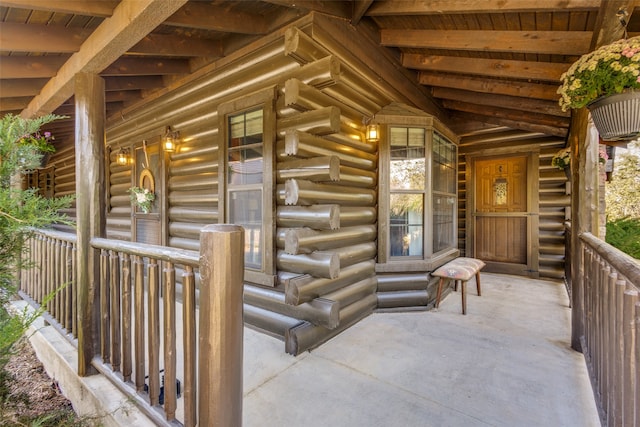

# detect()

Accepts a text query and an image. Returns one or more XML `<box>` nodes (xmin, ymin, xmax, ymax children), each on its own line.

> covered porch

<box><xmin>22</xmin><ymin>272</ymin><xmax>600</xmax><ymax>426</ymax></box>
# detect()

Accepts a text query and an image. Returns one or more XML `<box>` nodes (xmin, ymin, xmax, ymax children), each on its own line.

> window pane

<box><xmin>390</xmin><ymin>158</ymin><xmax>425</xmax><ymax>190</ymax></box>
<box><xmin>432</xmin><ymin>134</ymin><xmax>456</xmax><ymax>253</ymax></box>
<box><xmin>229</xmin><ymin>149</ymin><xmax>263</xmax><ymax>185</ymax></box>
<box><xmin>432</xmin><ymin>194</ymin><xmax>455</xmax><ymax>253</ymax></box>
<box><xmin>229</xmin><ymin>190</ymin><xmax>262</xmax><ymax>269</ymax></box>
<box><xmin>390</xmin><ymin>127</ymin><xmax>425</xmax><ymax>191</ymax></box>
<box><xmin>390</xmin><ymin>193</ymin><xmax>423</xmax><ymax>257</ymax></box>
<box><xmin>432</xmin><ymin>133</ymin><xmax>456</xmax><ymax>194</ymax></box>
<box><xmin>228</xmin><ymin>108</ymin><xmax>263</xmax><ymax>185</ymax></box>
<box><xmin>390</xmin><ymin>127</ymin><xmax>425</xmax><ymax>160</ymax></box>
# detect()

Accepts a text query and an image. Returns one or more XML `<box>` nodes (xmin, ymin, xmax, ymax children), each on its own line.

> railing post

<box><xmin>198</xmin><ymin>224</ymin><xmax>244</xmax><ymax>427</ymax></box>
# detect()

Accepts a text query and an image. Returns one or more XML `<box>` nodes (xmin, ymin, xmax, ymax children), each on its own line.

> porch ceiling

<box><xmin>1</xmin><ymin>0</ymin><xmax>639</xmax><ymax>145</ymax></box>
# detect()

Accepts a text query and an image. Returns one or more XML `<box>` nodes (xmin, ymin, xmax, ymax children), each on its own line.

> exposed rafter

<box><xmin>381</xmin><ymin>30</ymin><xmax>592</xmax><ymax>55</ymax></box>
<box><xmin>403</xmin><ymin>54</ymin><xmax>567</xmax><ymax>82</ymax></box>
<box><xmin>21</xmin><ymin>0</ymin><xmax>188</xmax><ymax>118</ymax></box>
<box><xmin>367</xmin><ymin>0</ymin><xmax>601</xmax><ymax>15</ymax></box>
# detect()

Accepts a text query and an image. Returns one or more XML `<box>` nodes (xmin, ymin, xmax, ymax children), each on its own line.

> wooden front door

<box><xmin>132</xmin><ymin>142</ymin><xmax>163</xmax><ymax>246</ymax></box>
<box><xmin>472</xmin><ymin>155</ymin><xmax>535</xmax><ymax>276</ymax></box>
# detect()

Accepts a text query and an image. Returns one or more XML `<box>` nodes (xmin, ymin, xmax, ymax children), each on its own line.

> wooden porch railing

<box><xmin>578</xmin><ymin>231</ymin><xmax>639</xmax><ymax>427</ymax></box>
<box><xmin>19</xmin><ymin>225</ymin><xmax>244</xmax><ymax>427</ymax></box>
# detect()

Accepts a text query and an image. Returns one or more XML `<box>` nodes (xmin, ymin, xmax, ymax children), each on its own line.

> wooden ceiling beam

<box><xmin>432</xmin><ymin>87</ymin><xmax>568</xmax><ymax>117</ymax></box>
<box><xmin>103</xmin><ymin>75</ymin><xmax>165</xmax><ymax>91</ymax></box>
<box><xmin>21</xmin><ymin>0</ymin><xmax>188</xmax><ymax>118</ymax></box>
<box><xmin>367</xmin><ymin>0</ymin><xmax>600</xmax><ymax>15</ymax></box>
<box><xmin>0</xmin><ymin>56</ymin><xmax>69</xmax><ymax>78</ymax></box>
<box><xmin>129</xmin><ymin>33</ymin><xmax>223</xmax><ymax>57</ymax></box>
<box><xmin>101</xmin><ymin>57</ymin><xmax>191</xmax><ymax>76</ymax></box>
<box><xmin>403</xmin><ymin>54</ymin><xmax>567</xmax><ymax>82</ymax></box>
<box><xmin>451</xmin><ymin>111</ymin><xmax>568</xmax><ymax>138</ymax></box>
<box><xmin>0</xmin><ymin>78</ymin><xmax>48</xmax><ymax>97</ymax></box>
<box><xmin>262</xmin><ymin>0</ymin><xmax>352</xmax><ymax>19</ymax></box>
<box><xmin>441</xmin><ymin>99</ymin><xmax>570</xmax><ymax>129</ymax></box>
<box><xmin>381</xmin><ymin>30</ymin><xmax>592</xmax><ymax>55</ymax></box>
<box><xmin>352</xmin><ymin>1</ymin><xmax>374</xmax><ymax>25</ymax></box>
<box><xmin>165</xmin><ymin>2</ymin><xmax>270</xmax><ymax>34</ymax></box>
<box><xmin>419</xmin><ymin>72</ymin><xmax>561</xmax><ymax>101</ymax></box>
<box><xmin>0</xmin><ymin>22</ymin><xmax>92</xmax><ymax>53</ymax></box>
<box><xmin>1</xmin><ymin>0</ymin><xmax>117</xmax><ymax>17</ymax></box>
<box><xmin>0</xmin><ymin>97</ymin><xmax>31</xmax><ymax>111</ymax></box>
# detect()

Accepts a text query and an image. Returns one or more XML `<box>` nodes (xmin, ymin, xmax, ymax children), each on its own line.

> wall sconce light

<box><xmin>163</xmin><ymin>126</ymin><xmax>180</xmax><ymax>152</ymax></box>
<box><xmin>116</xmin><ymin>147</ymin><xmax>130</xmax><ymax>166</ymax></box>
<box><xmin>364</xmin><ymin>116</ymin><xmax>380</xmax><ymax>143</ymax></box>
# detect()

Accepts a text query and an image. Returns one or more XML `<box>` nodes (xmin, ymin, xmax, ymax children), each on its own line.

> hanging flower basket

<box><xmin>587</xmin><ymin>90</ymin><xmax>640</xmax><ymax>141</ymax></box>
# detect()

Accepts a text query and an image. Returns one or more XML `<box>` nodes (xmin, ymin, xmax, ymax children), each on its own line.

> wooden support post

<box><xmin>198</xmin><ymin>225</ymin><xmax>244</xmax><ymax>427</ymax></box>
<box><xmin>75</xmin><ymin>72</ymin><xmax>105</xmax><ymax>376</ymax></box>
<box><xmin>570</xmin><ymin>0</ymin><xmax>638</xmax><ymax>354</ymax></box>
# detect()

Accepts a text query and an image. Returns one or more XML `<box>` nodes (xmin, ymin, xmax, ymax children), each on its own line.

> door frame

<box><xmin>465</xmin><ymin>151</ymin><xmax>539</xmax><ymax>278</ymax></box>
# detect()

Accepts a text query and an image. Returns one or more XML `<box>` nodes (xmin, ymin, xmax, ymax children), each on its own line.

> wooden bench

<box><xmin>432</xmin><ymin>257</ymin><xmax>485</xmax><ymax>315</ymax></box>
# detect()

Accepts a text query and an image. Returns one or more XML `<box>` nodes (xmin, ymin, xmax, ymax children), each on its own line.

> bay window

<box><xmin>377</xmin><ymin>116</ymin><xmax>459</xmax><ymax>272</ymax></box>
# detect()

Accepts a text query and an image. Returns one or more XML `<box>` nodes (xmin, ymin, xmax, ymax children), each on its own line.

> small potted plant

<box><xmin>19</xmin><ymin>130</ymin><xmax>56</xmax><ymax>168</ymax></box>
<box><xmin>552</xmin><ymin>146</ymin><xmax>608</xmax><ymax>179</ymax></box>
<box><xmin>128</xmin><ymin>186</ymin><xmax>155</xmax><ymax>213</ymax></box>
<box><xmin>558</xmin><ymin>36</ymin><xmax>640</xmax><ymax>141</ymax></box>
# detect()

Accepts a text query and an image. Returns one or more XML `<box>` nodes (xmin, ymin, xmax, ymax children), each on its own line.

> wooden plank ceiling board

<box><xmin>0</xmin><ymin>0</ymin><xmax>638</xmax><ymax>143</ymax></box>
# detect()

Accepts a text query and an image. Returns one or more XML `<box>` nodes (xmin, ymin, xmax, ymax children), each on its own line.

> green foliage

<box><xmin>605</xmin><ymin>217</ymin><xmax>640</xmax><ymax>259</ymax></box>
<box><xmin>605</xmin><ymin>142</ymin><xmax>640</xmax><ymax>259</ymax></box>
<box><xmin>605</xmin><ymin>142</ymin><xmax>640</xmax><ymax>221</ymax></box>
<box><xmin>0</xmin><ymin>113</ymin><xmax>75</xmax><ymax>424</ymax></box>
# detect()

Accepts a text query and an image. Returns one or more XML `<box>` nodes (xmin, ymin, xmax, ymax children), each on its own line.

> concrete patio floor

<box><xmin>23</xmin><ymin>272</ymin><xmax>601</xmax><ymax>426</ymax></box>
<box><xmin>242</xmin><ymin>273</ymin><xmax>601</xmax><ymax>427</ymax></box>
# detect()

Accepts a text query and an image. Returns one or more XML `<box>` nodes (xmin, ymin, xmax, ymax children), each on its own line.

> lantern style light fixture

<box><xmin>364</xmin><ymin>116</ymin><xmax>380</xmax><ymax>143</ymax></box>
<box><xmin>116</xmin><ymin>147</ymin><xmax>130</xmax><ymax>166</ymax></box>
<box><xmin>163</xmin><ymin>126</ymin><xmax>180</xmax><ymax>152</ymax></box>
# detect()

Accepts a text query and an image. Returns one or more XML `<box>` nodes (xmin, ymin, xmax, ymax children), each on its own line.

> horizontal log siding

<box><xmin>538</xmin><ymin>146</ymin><xmax>571</xmax><ymax>279</ymax></box>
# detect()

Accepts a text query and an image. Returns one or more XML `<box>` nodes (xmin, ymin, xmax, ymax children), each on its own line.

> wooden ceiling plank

<box><xmin>442</xmin><ymin>99</ymin><xmax>570</xmax><ymax>128</ymax></box>
<box><xmin>262</xmin><ymin>0</ymin><xmax>352</xmax><ymax>19</ymax></box>
<box><xmin>0</xmin><ymin>56</ymin><xmax>69</xmax><ymax>79</ymax></box>
<box><xmin>0</xmin><ymin>78</ymin><xmax>48</xmax><ymax>97</ymax></box>
<box><xmin>1</xmin><ymin>0</ymin><xmax>117</xmax><ymax>17</ymax></box>
<box><xmin>129</xmin><ymin>33</ymin><xmax>223</xmax><ymax>57</ymax></box>
<box><xmin>432</xmin><ymin>86</ymin><xmax>569</xmax><ymax>117</ymax></box>
<box><xmin>367</xmin><ymin>0</ymin><xmax>601</xmax><ymax>15</ymax></box>
<box><xmin>0</xmin><ymin>96</ymin><xmax>31</xmax><ymax>111</ymax></box>
<box><xmin>452</xmin><ymin>111</ymin><xmax>568</xmax><ymax>138</ymax></box>
<box><xmin>403</xmin><ymin>53</ymin><xmax>567</xmax><ymax>82</ymax></box>
<box><xmin>165</xmin><ymin>2</ymin><xmax>269</xmax><ymax>34</ymax></box>
<box><xmin>0</xmin><ymin>22</ymin><xmax>91</xmax><ymax>53</ymax></box>
<box><xmin>103</xmin><ymin>75</ymin><xmax>165</xmax><ymax>91</ymax></box>
<box><xmin>381</xmin><ymin>29</ymin><xmax>591</xmax><ymax>55</ymax></box>
<box><xmin>101</xmin><ymin>57</ymin><xmax>191</xmax><ymax>76</ymax></box>
<box><xmin>419</xmin><ymin>72</ymin><xmax>561</xmax><ymax>101</ymax></box>
<box><xmin>21</xmin><ymin>0</ymin><xmax>188</xmax><ymax>118</ymax></box>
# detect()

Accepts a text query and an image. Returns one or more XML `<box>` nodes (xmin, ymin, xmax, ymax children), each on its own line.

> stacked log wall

<box><xmin>275</xmin><ymin>29</ymin><xmax>384</xmax><ymax>354</ymax></box>
<box><xmin>98</xmin><ymin>19</ymin><xmax>392</xmax><ymax>355</ymax></box>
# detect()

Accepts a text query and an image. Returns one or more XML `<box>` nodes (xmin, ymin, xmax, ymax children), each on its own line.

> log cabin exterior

<box><xmin>2</xmin><ymin>1</ymin><xmax>640</xmax><ymax>425</ymax></box>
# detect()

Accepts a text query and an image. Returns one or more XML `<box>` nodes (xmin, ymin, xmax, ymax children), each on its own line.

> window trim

<box><xmin>218</xmin><ymin>87</ymin><xmax>277</xmax><ymax>286</ymax></box>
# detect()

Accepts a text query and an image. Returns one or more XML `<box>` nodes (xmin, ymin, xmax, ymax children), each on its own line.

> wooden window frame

<box><xmin>218</xmin><ymin>87</ymin><xmax>277</xmax><ymax>286</ymax></box>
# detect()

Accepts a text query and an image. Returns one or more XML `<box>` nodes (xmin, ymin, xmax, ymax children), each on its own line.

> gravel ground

<box><xmin>3</xmin><ymin>338</ymin><xmax>80</xmax><ymax>426</ymax></box>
